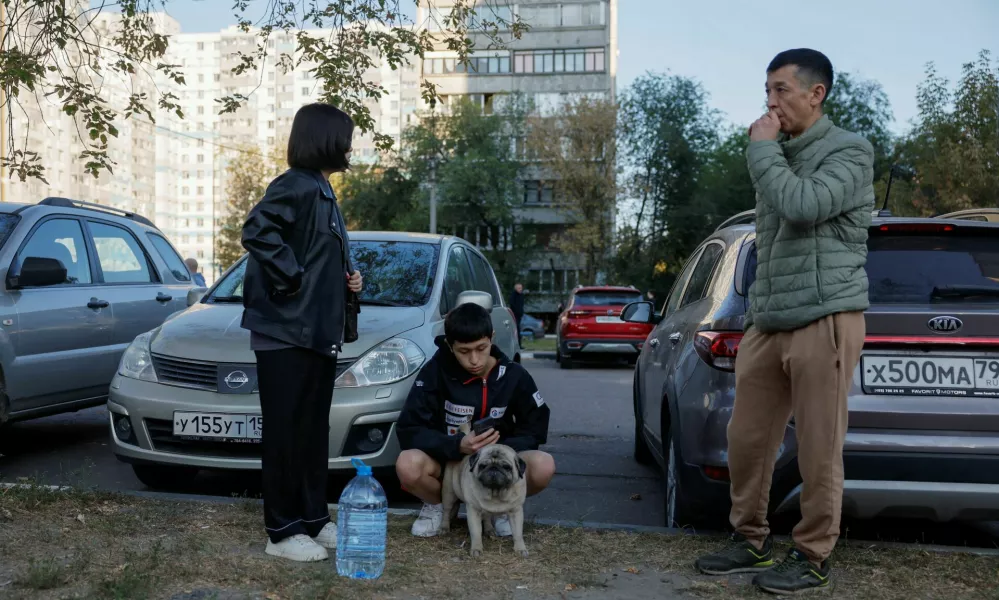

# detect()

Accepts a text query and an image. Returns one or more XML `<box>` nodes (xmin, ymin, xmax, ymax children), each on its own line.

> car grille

<box><xmin>152</xmin><ymin>354</ymin><xmax>355</xmax><ymax>392</ymax></box>
<box><xmin>145</xmin><ymin>418</ymin><xmax>263</xmax><ymax>459</ymax></box>
<box><xmin>153</xmin><ymin>354</ymin><xmax>217</xmax><ymax>390</ymax></box>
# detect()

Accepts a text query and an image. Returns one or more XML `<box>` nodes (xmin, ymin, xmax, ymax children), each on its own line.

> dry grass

<box><xmin>0</xmin><ymin>485</ymin><xmax>997</xmax><ymax>599</ymax></box>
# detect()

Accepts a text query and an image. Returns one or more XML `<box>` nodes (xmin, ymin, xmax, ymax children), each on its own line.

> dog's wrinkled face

<box><xmin>469</xmin><ymin>445</ymin><xmax>526</xmax><ymax>491</ymax></box>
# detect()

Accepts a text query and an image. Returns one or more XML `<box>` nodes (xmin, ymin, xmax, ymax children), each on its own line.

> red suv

<box><xmin>556</xmin><ymin>286</ymin><xmax>654</xmax><ymax>369</ymax></box>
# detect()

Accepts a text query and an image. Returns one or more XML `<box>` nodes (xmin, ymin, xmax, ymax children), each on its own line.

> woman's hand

<box><xmin>347</xmin><ymin>270</ymin><xmax>363</xmax><ymax>293</ymax></box>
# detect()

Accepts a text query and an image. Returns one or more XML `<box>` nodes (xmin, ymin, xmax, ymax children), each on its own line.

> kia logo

<box><xmin>224</xmin><ymin>370</ymin><xmax>250</xmax><ymax>389</ymax></box>
<box><xmin>927</xmin><ymin>316</ymin><xmax>962</xmax><ymax>334</ymax></box>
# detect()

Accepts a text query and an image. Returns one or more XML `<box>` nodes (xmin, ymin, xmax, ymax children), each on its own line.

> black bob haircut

<box><xmin>767</xmin><ymin>48</ymin><xmax>834</xmax><ymax>104</ymax></box>
<box><xmin>287</xmin><ymin>103</ymin><xmax>354</xmax><ymax>172</ymax></box>
<box><xmin>445</xmin><ymin>302</ymin><xmax>494</xmax><ymax>344</ymax></box>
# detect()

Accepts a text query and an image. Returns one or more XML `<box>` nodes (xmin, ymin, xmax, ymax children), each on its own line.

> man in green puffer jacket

<box><xmin>695</xmin><ymin>49</ymin><xmax>875</xmax><ymax>595</ymax></box>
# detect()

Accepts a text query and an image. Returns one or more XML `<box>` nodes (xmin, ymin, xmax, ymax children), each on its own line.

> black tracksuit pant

<box><xmin>256</xmin><ymin>346</ymin><xmax>336</xmax><ymax>543</ymax></box>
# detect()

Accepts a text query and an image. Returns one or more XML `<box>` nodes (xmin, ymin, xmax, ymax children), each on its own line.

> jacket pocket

<box><xmin>814</xmin><ymin>235</ymin><xmax>824</xmax><ymax>303</ymax></box>
<box><xmin>827</xmin><ymin>314</ymin><xmax>840</xmax><ymax>354</ymax></box>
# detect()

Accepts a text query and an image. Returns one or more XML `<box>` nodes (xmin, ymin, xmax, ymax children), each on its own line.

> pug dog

<box><xmin>438</xmin><ymin>424</ymin><xmax>529</xmax><ymax>557</ymax></box>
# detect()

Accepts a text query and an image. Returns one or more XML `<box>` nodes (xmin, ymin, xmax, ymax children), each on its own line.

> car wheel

<box><xmin>663</xmin><ymin>428</ymin><xmax>700</xmax><ymax>529</ymax></box>
<box><xmin>559</xmin><ymin>352</ymin><xmax>573</xmax><ymax>370</ymax></box>
<box><xmin>132</xmin><ymin>464</ymin><xmax>200</xmax><ymax>490</ymax></box>
<box><xmin>633</xmin><ymin>373</ymin><xmax>654</xmax><ymax>465</ymax></box>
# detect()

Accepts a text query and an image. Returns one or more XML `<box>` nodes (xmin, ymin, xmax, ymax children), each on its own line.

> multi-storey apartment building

<box><xmin>417</xmin><ymin>0</ymin><xmax>618</xmax><ymax>315</ymax></box>
<box><xmin>5</xmin><ymin>12</ymin><xmax>416</xmax><ymax>283</ymax></box>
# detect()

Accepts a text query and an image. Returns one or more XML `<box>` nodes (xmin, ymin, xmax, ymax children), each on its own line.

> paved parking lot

<box><xmin>1</xmin><ymin>358</ymin><xmax>997</xmax><ymax>547</ymax></box>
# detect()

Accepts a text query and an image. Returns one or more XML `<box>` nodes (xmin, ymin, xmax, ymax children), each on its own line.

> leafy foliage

<box><xmin>214</xmin><ymin>144</ymin><xmax>284</xmax><ymax>271</ymax></box>
<box><xmin>1</xmin><ymin>0</ymin><xmax>525</xmax><ymax>182</ymax></box>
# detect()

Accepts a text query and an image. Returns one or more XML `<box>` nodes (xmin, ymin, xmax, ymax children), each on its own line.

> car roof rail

<box><xmin>935</xmin><ymin>208</ymin><xmax>999</xmax><ymax>222</ymax></box>
<box><xmin>714</xmin><ymin>209</ymin><xmax>755</xmax><ymax>232</ymax></box>
<box><xmin>37</xmin><ymin>197</ymin><xmax>157</xmax><ymax>229</ymax></box>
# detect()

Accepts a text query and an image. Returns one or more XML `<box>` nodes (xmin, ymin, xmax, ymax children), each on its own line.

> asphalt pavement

<box><xmin>1</xmin><ymin>358</ymin><xmax>997</xmax><ymax>548</ymax></box>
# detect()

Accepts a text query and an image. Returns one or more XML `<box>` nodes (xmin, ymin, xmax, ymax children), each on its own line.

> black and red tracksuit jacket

<box><xmin>396</xmin><ymin>336</ymin><xmax>550</xmax><ymax>464</ymax></box>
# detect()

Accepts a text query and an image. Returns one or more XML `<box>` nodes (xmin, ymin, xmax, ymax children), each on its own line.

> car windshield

<box><xmin>574</xmin><ymin>291</ymin><xmax>642</xmax><ymax>306</ymax></box>
<box><xmin>206</xmin><ymin>240</ymin><xmax>439</xmax><ymax>307</ymax></box>
<box><xmin>743</xmin><ymin>230</ymin><xmax>999</xmax><ymax>304</ymax></box>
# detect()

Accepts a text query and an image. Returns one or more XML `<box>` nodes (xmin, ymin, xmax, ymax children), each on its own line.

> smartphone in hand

<box><xmin>472</xmin><ymin>417</ymin><xmax>495</xmax><ymax>436</ymax></box>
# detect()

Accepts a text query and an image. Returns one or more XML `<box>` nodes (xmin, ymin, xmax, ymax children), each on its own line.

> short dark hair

<box><xmin>445</xmin><ymin>302</ymin><xmax>494</xmax><ymax>344</ymax></box>
<box><xmin>286</xmin><ymin>103</ymin><xmax>354</xmax><ymax>172</ymax></box>
<box><xmin>767</xmin><ymin>49</ymin><xmax>834</xmax><ymax>104</ymax></box>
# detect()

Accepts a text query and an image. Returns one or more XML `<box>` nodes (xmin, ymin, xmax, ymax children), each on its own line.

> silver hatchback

<box><xmin>108</xmin><ymin>232</ymin><xmax>521</xmax><ymax>489</ymax></box>
<box><xmin>625</xmin><ymin>209</ymin><xmax>999</xmax><ymax>529</ymax></box>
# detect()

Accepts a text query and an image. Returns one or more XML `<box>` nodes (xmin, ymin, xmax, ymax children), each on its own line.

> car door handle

<box><xmin>156</xmin><ymin>292</ymin><xmax>173</xmax><ymax>303</ymax></box>
<box><xmin>87</xmin><ymin>298</ymin><xmax>110</xmax><ymax>310</ymax></box>
<box><xmin>669</xmin><ymin>332</ymin><xmax>682</xmax><ymax>345</ymax></box>
<box><xmin>649</xmin><ymin>338</ymin><xmax>660</xmax><ymax>348</ymax></box>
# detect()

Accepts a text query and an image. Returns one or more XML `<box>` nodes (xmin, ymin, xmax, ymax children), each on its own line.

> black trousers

<box><xmin>256</xmin><ymin>346</ymin><xmax>336</xmax><ymax>543</ymax></box>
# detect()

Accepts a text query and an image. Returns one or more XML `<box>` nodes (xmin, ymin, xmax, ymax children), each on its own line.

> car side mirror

<box><xmin>621</xmin><ymin>301</ymin><xmax>657</xmax><ymax>324</ymax></box>
<box><xmin>187</xmin><ymin>287</ymin><xmax>208</xmax><ymax>307</ymax></box>
<box><xmin>456</xmin><ymin>290</ymin><xmax>494</xmax><ymax>312</ymax></box>
<box><xmin>8</xmin><ymin>256</ymin><xmax>68</xmax><ymax>289</ymax></box>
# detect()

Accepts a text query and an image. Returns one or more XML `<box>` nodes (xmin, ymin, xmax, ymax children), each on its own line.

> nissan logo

<box><xmin>927</xmin><ymin>316</ymin><xmax>963</xmax><ymax>334</ymax></box>
<box><xmin>224</xmin><ymin>370</ymin><xmax>250</xmax><ymax>389</ymax></box>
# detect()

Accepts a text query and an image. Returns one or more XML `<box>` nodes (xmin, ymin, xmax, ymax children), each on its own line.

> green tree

<box><xmin>526</xmin><ymin>96</ymin><xmax>618</xmax><ymax>286</ymax></box>
<box><xmin>333</xmin><ymin>162</ymin><xmax>422</xmax><ymax>231</ymax></box>
<box><xmin>615</xmin><ymin>73</ymin><xmax>719</xmax><ymax>293</ymax></box>
<box><xmin>824</xmin><ymin>72</ymin><xmax>895</xmax><ymax>182</ymax></box>
<box><xmin>214</xmin><ymin>145</ymin><xmax>284</xmax><ymax>271</ymax></box>
<box><xmin>889</xmin><ymin>50</ymin><xmax>999</xmax><ymax>216</ymax></box>
<box><xmin>1</xmin><ymin>0</ymin><xmax>526</xmax><ymax>182</ymax></box>
<box><xmin>402</xmin><ymin>97</ymin><xmax>533</xmax><ymax>291</ymax></box>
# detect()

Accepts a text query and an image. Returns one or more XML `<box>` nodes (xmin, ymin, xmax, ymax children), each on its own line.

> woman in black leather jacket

<box><xmin>240</xmin><ymin>103</ymin><xmax>363</xmax><ymax>562</ymax></box>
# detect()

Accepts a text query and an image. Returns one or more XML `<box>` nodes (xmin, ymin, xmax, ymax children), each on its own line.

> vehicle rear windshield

<box><xmin>574</xmin><ymin>291</ymin><xmax>643</xmax><ymax>306</ymax></box>
<box><xmin>207</xmin><ymin>241</ymin><xmax>439</xmax><ymax>307</ymax></box>
<box><xmin>866</xmin><ymin>233</ymin><xmax>999</xmax><ymax>304</ymax></box>
<box><xmin>0</xmin><ymin>214</ymin><xmax>20</xmax><ymax>249</ymax></box>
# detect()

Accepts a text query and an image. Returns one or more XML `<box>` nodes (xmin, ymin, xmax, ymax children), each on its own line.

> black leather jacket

<box><xmin>240</xmin><ymin>168</ymin><xmax>351</xmax><ymax>355</ymax></box>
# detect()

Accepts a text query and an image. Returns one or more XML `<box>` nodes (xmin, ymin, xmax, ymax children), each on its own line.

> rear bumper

<box><xmin>560</xmin><ymin>337</ymin><xmax>643</xmax><ymax>355</ymax></box>
<box><xmin>775</xmin><ymin>480</ymin><xmax>999</xmax><ymax>521</ymax></box>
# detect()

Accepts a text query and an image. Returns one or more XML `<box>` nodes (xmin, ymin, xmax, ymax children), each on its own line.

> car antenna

<box><xmin>878</xmin><ymin>165</ymin><xmax>896</xmax><ymax>218</ymax></box>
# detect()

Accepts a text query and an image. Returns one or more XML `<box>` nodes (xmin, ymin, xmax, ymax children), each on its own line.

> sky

<box><xmin>139</xmin><ymin>0</ymin><xmax>999</xmax><ymax>135</ymax></box>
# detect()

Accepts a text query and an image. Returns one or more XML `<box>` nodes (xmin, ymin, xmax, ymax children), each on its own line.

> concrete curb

<box><xmin>521</xmin><ymin>351</ymin><xmax>556</xmax><ymax>360</ymax></box>
<box><xmin>6</xmin><ymin>483</ymin><xmax>997</xmax><ymax>558</ymax></box>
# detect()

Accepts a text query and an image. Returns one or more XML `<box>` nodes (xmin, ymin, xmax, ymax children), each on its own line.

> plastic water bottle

<box><xmin>336</xmin><ymin>458</ymin><xmax>387</xmax><ymax>579</ymax></box>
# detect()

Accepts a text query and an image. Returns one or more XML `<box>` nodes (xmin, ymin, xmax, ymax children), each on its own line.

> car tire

<box><xmin>132</xmin><ymin>464</ymin><xmax>200</xmax><ymax>490</ymax></box>
<box><xmin>632</xmin><ymin>372</ymin><xmax>654</xmax><ymax>466</ymax></box>
<box><xmin>559</xmin><ymin>353</ymin><xmax>574</xmax><ymax>370</ymax></box>
<box><xmin>663</xmin><ymin>428</ymin><xmax>702</xmax><ymax>530</ymax></box>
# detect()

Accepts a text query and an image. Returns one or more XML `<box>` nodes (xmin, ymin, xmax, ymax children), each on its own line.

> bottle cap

<box><xmin>351</xmin><ymin>457</ymin><xmax>372</xmax><ymax>476</ymax></box>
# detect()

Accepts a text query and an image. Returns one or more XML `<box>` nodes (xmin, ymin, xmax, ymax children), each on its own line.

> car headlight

<box><xmin>118</xmin><ymin>331</ymin><xmax>158</xmax><ymax>382</ymax></box>
<box><xmin>335</xmin><ymin>337</ymin><xmax>425</xmax><ymax>388</ymax></box>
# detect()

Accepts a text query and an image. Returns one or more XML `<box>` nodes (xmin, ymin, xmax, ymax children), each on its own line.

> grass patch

<box><xmin>521</xmin><ymin>336</ymin><xmax>556</xmax><ymax>353</ymax></box>
<box><xmin>0</xmin><ymin>485</ymin><xmax>996</xmax><ymax>599</ymax></box>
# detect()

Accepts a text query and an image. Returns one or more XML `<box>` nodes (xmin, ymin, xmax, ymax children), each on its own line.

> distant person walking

<box><xmin>694</xmin><ymin>48</ymin><xmax>874</xmax><ymax>594</ymax></box>
<box><xmin>185</xmin><ymin>258</ymin><xmax>207</xmax><ymax>287</ymax></box>
<box><xmin>240</xmin><ymin>102</ymin><xmax>363</xmax><ymax>563</ymax></box>
<box><xmin>509</xmin><ymin>282</ymin><xmax>525</xmax><ymax>344</ymax></box>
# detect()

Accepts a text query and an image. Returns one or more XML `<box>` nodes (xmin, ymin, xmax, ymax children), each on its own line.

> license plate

<box><xmin>861</xmin><ymin>355</ymin><xmax>999</xmax><ymax>397</ymax></box>
<box><xmin>596</xmin><ymin>316</ymin><xmax>621</xmax><ymax>323</ymax></box>
<box><xmin>173</xmin><ymin>412</ymin><xmax>263</xmax><ymax>442</ymax></box>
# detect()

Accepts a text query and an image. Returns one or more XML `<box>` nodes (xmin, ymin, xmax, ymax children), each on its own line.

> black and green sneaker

<box><xmin>753</xmin><ymin>547</ymin><xmax>831</xmax><ymax>594</ymax></box>
<box><xmin>695</xmin><ymin>532</ymin><xmax>775</xmax><ymax>575</ymax></box>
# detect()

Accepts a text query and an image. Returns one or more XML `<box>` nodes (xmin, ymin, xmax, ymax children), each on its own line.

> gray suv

<box><xmin>0</xmin><ymin>198</ymin><xmax>197</xmax><ymax>426</ymax></box>
<box><xmin>624</xmin><ymin>208</ymin><xmax>999</xmax><ymax>529</ymax></box>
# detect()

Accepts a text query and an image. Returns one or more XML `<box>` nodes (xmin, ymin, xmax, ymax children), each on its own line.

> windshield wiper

<box><xmin>930</xmin><ymin>285</ymin><xmax>999</xmax><ymax>300</ymax></box>
<box><xmin>210</xmin><ymin>295</ymin><xmax>243</xmax><ymax>303</ymax></box>
<box><xmin>359</xmin><ymin>299</ymin><xmax>406</xmax><ymax>307</ymax></box>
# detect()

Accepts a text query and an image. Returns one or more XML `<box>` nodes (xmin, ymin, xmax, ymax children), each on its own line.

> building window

<box><xmin>523</xmin><ymin>181</ymin><xmax>555</xmax><ymax>205</ymax></box>
<box><xmin>182</xmin><ymin>171</ymin><xmax>190</xmax><ymax>179</ymax></box>
<box><xmin>197</xmin><ymin>42</ymin><xmax>205</xmax><ymax>51</ymax></box>
<box><xmin>425</xmin><ymin>54</ymin><xmax>511</xmax><ymax>76</ymax></box>
<box><xmin>197</xmin><ymin>154</ymin><xmax>204</xmax><ymax>163</ymax></box>
<box><xmin>198</xmin><ymin>74</ymin><xmax>204</xmax><ymax>83</ymax></box>
<box><xmin>197</xmin><ymin>202</ymin><xmax>205</xmax><ymax>211</ymax></box>
<box><xmin>513</xmin><ymin>48</ymin><xmax>606</xmax><ymax>74</ymax></box>
<box><xmin>214</xmin><ymin>74</ymin><xmax>221</xmax><ymax>82</ymax></box>
<box><xmin>267</xmin><ymin>120</ymin><xmax>275</xmax><ymax>129</ymax></box>
<box><xmin>197</xmin><ymin>170</ymin><xmax>205</xmax><ymax>178</ymax></box>
<box><xmin>197</xmin><ymin>218</ymin><xmax>205</xmax><ymax>227</ymax></box>
<box><xmin>301</xmin><ymin>87</ymin><xmax>310</xmax><ymax>95</ymax></box>
<box><xmin>196</xmin><ymin>186</ymin><xmax>204</xmax><ymax>196</ymax></box>
<box><xmin>182</xmin><ymin>186</ymin><xmax>190</xmax><ymax>196</ymax></box>
<box><xmin>182</xmin><ymin>202</ymin><xmax>190</xmax><ymax>211</ymax></box>
<box><xmin>197</xmin><ymin>250</ymin><xmax>205</xmax><ymax>259</ymax></box>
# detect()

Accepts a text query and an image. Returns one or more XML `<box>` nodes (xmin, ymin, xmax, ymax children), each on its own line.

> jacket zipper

<box><xmin>480</xmin><ymin>378</ymin><xmax>488</xmax><ymax>419</ymax></box>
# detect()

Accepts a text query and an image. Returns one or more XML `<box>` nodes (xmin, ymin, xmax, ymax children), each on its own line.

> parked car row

<box><xmin>625</xmin><ymin>207</ymin><xmax>999</xmax><ymax>529</ymax></box>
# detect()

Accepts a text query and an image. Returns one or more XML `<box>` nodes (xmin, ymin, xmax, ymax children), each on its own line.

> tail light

<box><xmin>877</xmin><ymin>223</ymin><xmax>955</xmax><ymax>233</ymax></box>
<box><xmin>568</xmin><ymin>310</ymin><xmax>592</xmax><ymax>318</ymax></box>
<box><xmin>694</xmin><ymin>331</ymin><xmax>742</xmax><ymax>372</ymax></box>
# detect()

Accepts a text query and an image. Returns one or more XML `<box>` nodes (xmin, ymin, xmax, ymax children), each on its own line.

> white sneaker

<box><xmin>312</xmin><ymin>522</ymin><xmax>337</xmax><ymax>550</ymax></box>
<box><xmin>411</xmin><ymin>503</ymin><xmax>443</xmax><ymax>537</ymax></box>
<box><xmin>492</xmin><ymin>515</ymin><xmax>513</xmax><ymax>537</ymax></box>
<box><xmin>265</xmin><ymin>534</ymin><xmax>329</xmax><ymax>562</ymax></box>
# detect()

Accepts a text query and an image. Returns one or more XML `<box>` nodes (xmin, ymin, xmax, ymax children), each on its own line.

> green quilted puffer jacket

<box><xmin>745</xmin><ymin>115</ymin><xmax>875</xmax><ymax>333</ymax></box>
